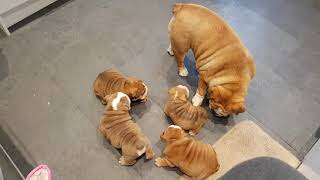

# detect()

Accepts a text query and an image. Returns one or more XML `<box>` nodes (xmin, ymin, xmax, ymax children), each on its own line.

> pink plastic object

<box><xmin>26</xmin><ymin>164</ymin><xmax>52</xmax><ymax>180</ymax></box>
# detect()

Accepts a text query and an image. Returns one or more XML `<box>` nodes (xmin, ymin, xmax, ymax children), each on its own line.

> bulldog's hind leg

<box><xmin>194</xmin><ymin>171</ymin><xmax>211</xmax><ymax>180</ymax></box>
<box><xmin>189</xmin><ymin>120</ymin><xmax>205</xmax><ymax>136</ymax></box>
<box><xmin>167</xmin><ymin>16</ymin><xmax>175</xmax><ymax>56</ymax></box>
<box><xmin>118</xmin><ymin>156</ymin><xmax>137</xmax><ymax>166</ymax></box>
<box><xmin>145</xmin><ymin>142</ymin><xmax>155</xmax><ymax>160</ymax></box>
<box><xmin>171</xmin><ymin>38</ymin><xmax>189</xmax><ymax>77</ymax></box>
<box><xmin>169</xmin><ymin>21</ymin><xmax>190</xmax><ymax>77</ymax></box>
<box><xmin>179</xmin><ymin>175</ymin><xmax>191</xmax><ymax>180</ymax></box>
<box><xmin>155</xmin><ymin>157</ymin><xmax>175</xmax><ymax>167</ymax></box>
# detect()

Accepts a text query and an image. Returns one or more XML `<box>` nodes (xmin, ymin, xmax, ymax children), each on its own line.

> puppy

<box><xmin>164</xmin><ymin>85</ymin><xmax>208</xmax><ymax>135</ymax></box>
<box><xmin>155</xmin><ymin>125</ymin><xmax>219</xmax><ymax>179</ymax></box>
<box><xmin>99</xmin><ymin>92</ymin><xmax>154</xmax><ymax>165</ymax></box>
<box><xmin>168</xmin><ymin>3</ymin><xmax>256</xmax><ymax>116</ymax></box>
<box><xmin>93</xmin><ymin>68</ymin><xmax>148</xmax><ymax>104</ymax></box>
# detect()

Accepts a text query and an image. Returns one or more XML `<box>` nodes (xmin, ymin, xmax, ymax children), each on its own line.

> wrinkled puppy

<box><xmin>155</xmin><ymin>125</ymin><xmax>219</xmax><ymax>179</ymax></box>
<box><xmin>168</xmin><ymin>3</ymin><xmax>256</xmax><ymax>116</ymax></box>
<box><xmin>93</xmin><ymin>68</ymin><xmax>148</xmax><ymax>104</ymax></box>
<box><xmin>99</xmin><ymin>92</ymin><xmax>154</xmax><ymax>165</ymax></box>
<box><xmin>164</xmin><ymin>85</ymin><xmax>208</xmax><ymax>135</ymax></box>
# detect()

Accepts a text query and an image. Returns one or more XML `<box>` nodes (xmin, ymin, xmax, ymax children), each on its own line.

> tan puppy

<box><xmin>168</xmin><ymin>3</ymin><xmax>256</xmax><ymax>116</ymax></box>
<box><xmin>164</xmin><ymin>85</ymin><xmax>208</xmax><ymax>135</ymax></box>
<box><xmin>93</xmin><ymin>68</ymin><xmax>148</xmax><ymax>104</ymax></box>
<box><xmin>99</xmin><ymin>92</ymin><xmax>154</xmax><ymax>165</ymax></box>
<box><xmin>155</xmin><ymin>125</ymin><xmax>219</xmax><ymax>179</ymax></box>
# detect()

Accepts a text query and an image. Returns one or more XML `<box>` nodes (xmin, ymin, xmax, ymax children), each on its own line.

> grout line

<box><xmin>246</xmin><ymin>109</ymin><xmax>300</xmax><ymax>156</ymax></box>
<box><xmin>0</xmin><ymin>143</ymin><xmax>25</xmax><ymax>179</ymax></box>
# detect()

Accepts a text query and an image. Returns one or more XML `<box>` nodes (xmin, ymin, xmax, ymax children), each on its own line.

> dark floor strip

<box><xmin>8</xmin><ymin>0</ymin><xmax>73</xmax><ymax>33</ymax></box>
<box><xmin>0</xmin><ymin>126</ymin><xmax>34</xmax><ymax>177</ymax></box>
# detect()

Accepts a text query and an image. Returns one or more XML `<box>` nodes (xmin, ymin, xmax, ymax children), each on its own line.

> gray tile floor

<box><xmin>0</xmin><ymin>0</ymin><xmax>320</xmax><ymax>179</ymax></box>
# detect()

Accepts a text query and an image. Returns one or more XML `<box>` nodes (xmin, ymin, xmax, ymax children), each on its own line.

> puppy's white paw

<box><xmin>155</xmin><ymin>157</ymin><xmax>162</xmax><ymax>167</ymax></box>
<box><xmin>192</xmin><ymin>93</ymin><xmax>204</xmax><ymax>106</ymax></box>
<box><xmin>214</xmin><ymin>108</ymin><xmax>228</xmax><ymax>117</ymax></box>
<box><xmin>167</xmin><ymin>44</ymin><xmax>174</xmax><ymax>56</ymax></box>
<box><xmin>189</xmin><ymin>131</ymin><xmax>196</xmax><ymax>136</ymax></box>
<box><xmin>118</xmin><ymin>156</ymin><xmax>126</xmax><ymax>165</ymax></box>
<box><xmin>178</xmin><ymin>67</ymin><xmax>188</xmax><ymax>77</ymax></box>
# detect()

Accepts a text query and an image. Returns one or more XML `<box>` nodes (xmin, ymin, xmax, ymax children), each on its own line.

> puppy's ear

<box><xmin>118</xmin><ymin>96</ymin><xmax>131</xmax><ymax>111</ymax></box>
<box><xmin>168</xmin><ymin>87</ymin><xmax>176</xmax><ymax>96</ymax></box>
<box><xmin>227</xmin><ymin>102</ymin><xmax>245</xmax><ymax>115</ymax></box>
<box><xmin>166</xmin><ymin>128</ymin><xmax>184</xmax><ymax>141</ymax></box>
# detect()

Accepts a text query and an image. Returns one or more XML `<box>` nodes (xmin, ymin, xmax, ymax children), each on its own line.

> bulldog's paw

<box><xmin>118</xmin><ymin>156</ymin><xmax>126</xmax><ymax>165</ymax></box>
<box><xmin>192</xmin><ymin>93</ymin><xmax>204</xmax><ymax>106</ymax></box>
<box><xmin>155</xmin><ymin>157</ymin><xmax>163</xmax><ymax>167</ymax></box>
<box><xmin>146</xmin><ymin>150</ymin><xmax>155</xmax><ymax>160</ymax></box>
<box><xmin>119</xmin><ymin>156</ymin><xmax>136</xmax><ymax>166</ymax></box>
<box><xmin>178</xmin><ymin>67</ymin><xmax>188</xmax><ymax>77</ymax></box>
<box><xmin>101</xmin><ymin>100</ymin><xmax>107</xmax><ymax>105</ymax></box>
<box><xmin>167</xmin><ymin>44</ymin><xmax>174</xmax><ymax>56</ymax></box>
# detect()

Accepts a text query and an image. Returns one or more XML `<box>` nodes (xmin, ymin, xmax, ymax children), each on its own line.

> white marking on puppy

<box><xmin>177</xmin><ymin>85</ymin><xmax>189</xmax><ymax>97</ymax></box>
<box><xmin>136</xmin><ymin>146</ymin><xmax>146</xmax><ymax>156</ymax></box>
<box><xmin>169</xmin><ymin>125</ymin><xmax>182</xmax><ymax>129</ymax></box>
<box><xmin>141</xmin><ymin>83</ymin><xmax>148</xmax><ymax>99</ymax></box>
<box><xmin>112</xmin><ymin>92</ymin><xmax>131</xmax><ymax>110</ymax></box>
<box><xmin>178</xmin><ymin>67</ymin><xmax>188</xmax><ymax>77</ymax></box>
<box><xmin>192</xmin><ymin>91</ymin><xmax>204</xmax><ymax>106</ymax></box>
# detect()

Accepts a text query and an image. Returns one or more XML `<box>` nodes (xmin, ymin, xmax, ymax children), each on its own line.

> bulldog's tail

<box><xmin>173</xmin><ymin>3</ymin><xmax>183</xmax><ymax>14</ymax></box>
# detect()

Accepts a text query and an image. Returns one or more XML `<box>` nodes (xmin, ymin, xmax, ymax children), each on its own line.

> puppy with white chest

<box><xmin>168</xmin><ymin>3</ymin><xmax>256</xmax><ymax>116</ymax></box>
<box><xmin>164</xmin><ymin>85</ymin><xmax>208</xmax><ymax>135</ymax></box>
<box><xmin>99</xmin><ymin>92</ymin><xmax>155</xmax><ymax>166</ymax></box>
<box><xmin>155</xmin><ymin>125</ymin><xmax>219</xmax><ymax>179</ymax></box>
<box><xmin>93</xmin><ymin>68</ymin><xmax>148</xmax><ymax>105</ymax></box>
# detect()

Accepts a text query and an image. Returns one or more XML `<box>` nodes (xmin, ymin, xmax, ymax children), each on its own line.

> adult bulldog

<box><xmin>167</xmin><ymin>3</ymin><xmax>256</xmax><ymax>116</ymax></box>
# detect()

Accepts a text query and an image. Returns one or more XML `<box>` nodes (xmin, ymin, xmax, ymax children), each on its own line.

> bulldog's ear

<box><xmin>125</xmin><ymin>79</ymin><xmax>135</xmax><ymax>86</ymax></box>
<box><xmin>227</xmin><ymin>102</ymin><xmax>245</xmax><ymax>115</ymax></box>
<box><xmin>103</xmin><ymin>94</ymin><xmax>112</xmax><ymax>102</ymax></box>
<box><xmin>210</xmin><ymin>86</ymin><xmax>233</xmax><ymax>103</ymax></box>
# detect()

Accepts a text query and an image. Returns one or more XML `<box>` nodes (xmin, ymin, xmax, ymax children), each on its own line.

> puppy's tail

<box><xmin>172</xmin><ymin>3</ymin><xmax>183</xmax><ymax>14</ymax></box>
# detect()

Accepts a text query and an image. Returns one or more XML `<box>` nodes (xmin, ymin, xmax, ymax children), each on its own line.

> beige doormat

<box><xmin>208</xmin><ymin>120</ymin><xmax>300</xmax><ymax>179</ymax></box>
